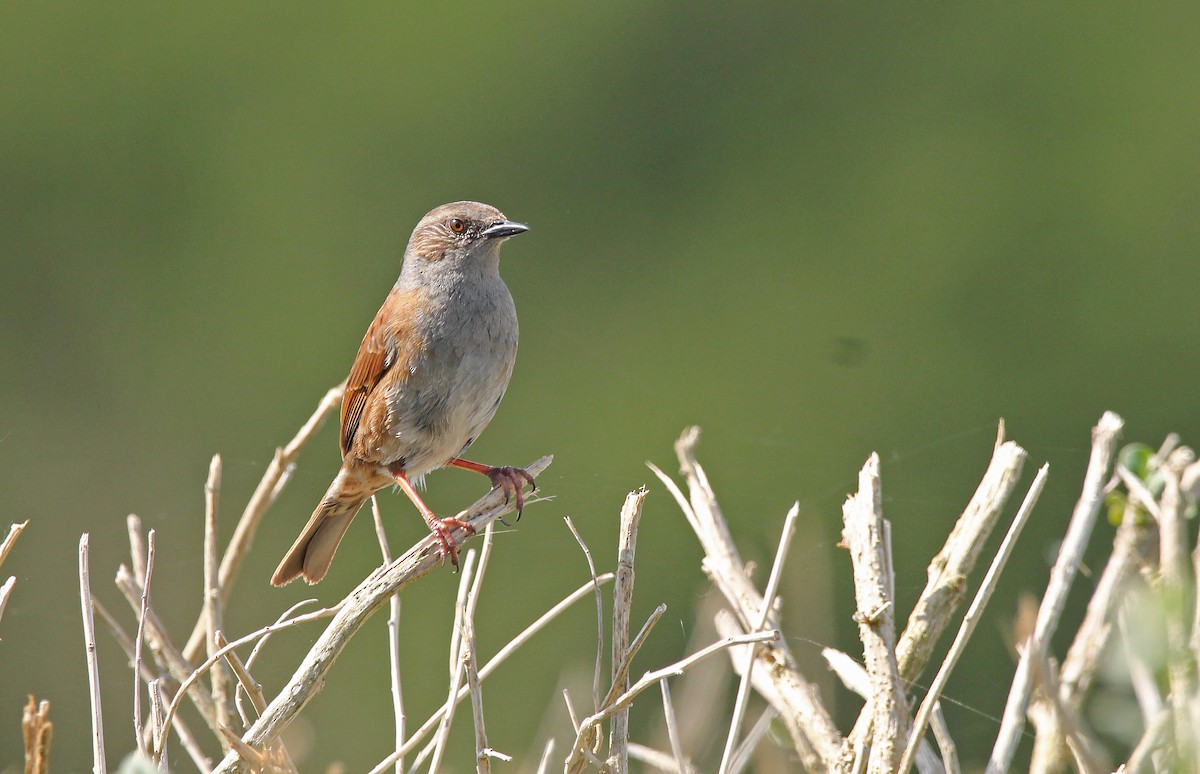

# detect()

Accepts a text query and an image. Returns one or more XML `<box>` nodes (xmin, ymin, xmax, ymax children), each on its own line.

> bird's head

<box><xmin>401</xmin><ymin>201</ymin><xmax>528</xmax><ymax>281</ymax></box>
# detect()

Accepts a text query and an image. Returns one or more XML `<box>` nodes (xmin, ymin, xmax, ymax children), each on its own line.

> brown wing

<box><xmin>339</xmin><ymin>288</ymin><xmax>427</xmax><ymax>456</ymax></box>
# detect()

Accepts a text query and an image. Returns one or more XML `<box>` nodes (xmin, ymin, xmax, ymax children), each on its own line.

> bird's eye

<box><xmin>449</xmin><ymin>218</ymin><xmax>466</xmax><ymax>234</ymax></box>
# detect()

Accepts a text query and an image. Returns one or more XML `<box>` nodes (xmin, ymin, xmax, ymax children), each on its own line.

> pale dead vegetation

<box><xmin>5</xmin><ymin>388</ymin><xmax>1200</xmax><ymax>772</ymax></box>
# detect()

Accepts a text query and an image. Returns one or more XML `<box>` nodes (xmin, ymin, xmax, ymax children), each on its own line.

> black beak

<box><xmin>482</xmin><ymin>220</ymin><xmax>529</xmax><ymax>239</ymax></box>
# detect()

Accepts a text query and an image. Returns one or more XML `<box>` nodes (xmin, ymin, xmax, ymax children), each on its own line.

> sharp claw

<box><xmin>428</xmin><ymin>516</ymin><xmax>475</xmax><ymax>570</ymax></box>
<box><xmin>437</xmin><ymin>526</ymin><xmax>459</xmax><ymax>569</ymax></box>
<box><xmin>478</xmin><ymin>465</ymin><xmax>535</xmax><ymax>523</ymax></box>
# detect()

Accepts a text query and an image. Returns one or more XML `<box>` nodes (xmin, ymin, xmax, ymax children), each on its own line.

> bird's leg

<box><xmin>391</xmin><ymin>468</ymin><xmax>473</xmax><ymax>569</ymax></box>
<box><xmin>445</xmin><ymin>457</ymin><xmax>537</xmax><ymax>521</ymax></box>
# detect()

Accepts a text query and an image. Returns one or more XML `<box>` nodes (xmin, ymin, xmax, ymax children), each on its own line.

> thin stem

<box><xmin>133</xmin><ymin>529</ymin><xmax>157</xmax><ymax>755</ymax></box>
<box><xmin>987</xmin><ymin>412</ymin><xmax>1121</xmax><ymax>774</ymax></box>
<box><xmin>899</xmin><ymin>464</ymin><xmax>1048</xmax><ymax>774</ymax></box>
<box><xmin>718</xmin><ymin>502</ymin><xmax>799</xmax><ymax>774</ymax></box>
<box><xmin>368</xmin><ymin>574</ymin><xmax>613</xmax><ymax>774</ymax></box>
<box><xmin>79</xmin><ymin>534</ymin><xmax>107</xmax><ymax>774</ymax></box>
<box><xmin>564</xmin><ymin>515</ymin><xmax>604</xmax><ymax>712</ymax></box>
<box><xmin>371</xmin><ymin>496</ymin><xmax>406</xmax><ymax>774</ymax></box>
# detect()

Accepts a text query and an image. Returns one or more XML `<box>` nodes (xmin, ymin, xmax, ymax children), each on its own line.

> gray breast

<box><xmin>384</xmin><ymin>277</ymin><xmax>518</xmax><ymax>474</ymax></box>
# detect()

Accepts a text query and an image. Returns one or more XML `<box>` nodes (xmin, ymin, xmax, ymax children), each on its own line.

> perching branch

<box><xmin>211</xmin><ymin>455</ymin><xmax>552</xmax><ymax>773</ymax></box>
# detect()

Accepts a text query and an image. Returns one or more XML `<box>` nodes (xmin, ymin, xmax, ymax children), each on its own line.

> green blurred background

<box><xmin>2</xmin><ymin>3</ymin><xmax>1198</xmax><ymax>771</ymax></box>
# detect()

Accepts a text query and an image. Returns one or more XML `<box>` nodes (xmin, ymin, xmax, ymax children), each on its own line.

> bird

<box><xmin>271</xmin><ymin>201</ymin><xmax>534</xmax><ymax>586</ymax></box>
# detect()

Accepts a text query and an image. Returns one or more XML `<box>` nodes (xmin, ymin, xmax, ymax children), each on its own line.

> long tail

<box><xmin>271</xmin><ymin>463</ymin><xmax>389</xmax><ymax>586</ymax></box>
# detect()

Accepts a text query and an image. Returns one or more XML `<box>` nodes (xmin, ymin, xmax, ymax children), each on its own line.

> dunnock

<box><xmin>271</xmin><ymin>201</ymin><xmax>533</xmax><ymax>586</ymax></box>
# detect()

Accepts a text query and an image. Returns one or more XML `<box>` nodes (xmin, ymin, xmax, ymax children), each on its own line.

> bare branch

<box><xmin>987</xmin><ymin>411</ymin><xmax>1123</xmax><ymax>774</ymax></box>
<box><xmin>536</xmin><ymin>739</ymin><xmax>556</xmax><ymax>774</ymax></box>
<box><xmin>719</xmin><ymin>502</ymin><xmax>799</xmax><ymax>774</ymax></box>
<box><xmin>729</xmin><ymin>707</ymin><xmax>778</xmax><ymax>774</ymax></box>
<box><xmin>126</xmin><ymin>515</ymin><xmax>147</xmax><ymax>585</ymax></box>
<box><xmin>1123</xmin><ymin>708</ymin><xmax>1172</xmax><ymax>773</ymax></box>
<box><xmin>154</xmin><ymin>602</ymin><xmax>339</xmax><ymax>758</ymax></box>
<box><xmin>79</xmin><ymin>534</ymin><xmax>107</xmax><ymax>774</ymax></box>
<box><xmin>0</xmin><ymin>520</ymin><xmax>29</xmax><ymax>635</ymax></box>
<box><xmin>1028</xmin><ymin>649</ymin><xmax>1106</xmax><ymax>774</ymax></box>
<box><xmin>842</xmin><ymin>454</ymin><xmax>907</xmax><ymax>773</ymax></box>
<box><xmin>1030</xmin><ymin>502</ymin><xmax>1157</xmax><ymax>772</ymax></box>
<box><xmin>116</xmin><ymin>566</ymin><xmax>221</xmax><ymax>736</ymax></box>
<box><xmin>659</xmin><ymin>681</ymin><xmax>688</xmax><ymax>774</ymax></box>
<box><xmin>609</xmin><ymin>488</ymin><xmax>648</xmax><ymax>773</ymax></box>
<box><xmin>0</xmin><ymin>576</ymin><xmax>15</xmax><ymax>634</ymax></box>
<box><xmin>427</xmin><ymin>550</ymin><xmax>478</xmax><ymax>772</ymax></box>
<box><xmin>564</xmin><ymin>515</ymin><xmax>604</xmax><ymax>713</ymax></box>
<box><xmin>92</xmin><ymin>600</ymin><xmax>212</xmax><ymax>772</ymax></box>
<box><xmin>896</xmin><ymin>435</ymin><xmax>1028</xmax><ymax>684</ymax></box>
<box><xmin>133</xmin><ymin>529</ymin><xmax>157</xmax><ymax>756</ymax></box>
<box><xmin>650</xmin><ymin>428</ymin><xmax>843</xmax><ymax>769</ymax></box>
<box><xmin>1</xmin><ymin>520</ymin><xmax>29</xmax><ymax>569</ymax></box>
<box><xmin>148</xmin><ymin>683</ymin><xmax>168</xmax><ymax>772</ymax></box>
<box><xmin>899</xmin><ymin>464</ymin><xmax>1048</xmax><ymax>774</ymax></box>
<box><xmin>628</xmin><ymin>743</ymin><xmax>692</xmax><ymax>772</ymax></box>
<box><xmin>371</xmin><ymin>496</ymin><xmax>406</xmax><ymax>774</ymax></box>
<box><xmin>462</xmin><ymin>615</ymin><xmax>494</xmax><ymax>774</ymax></box>
<box><xmin>563</xmin><ymin>689</ymin><xmax>581</xmax><ymax>734</ymax></box>
<box><xmin>213</xmin><ymin>455</ymin><xmax>552</xmax><ymax>773</ymax></box>
<box><xmin>202</xmin><ymin>455</ymin><xmax>234</xmax><ymax>747</ymax></box>
<box><xmin>1158</xmin><ymin>461</ymin><xmax>1199</xmax><ymax>765</ymax></box>
<box><xmin>220</xmin><ymin>631</ymin><xmax>301</xmax><ymax>773</ymax></box>
<box><xmin>929</xmin><ymin>705</ymin><xmax>959</xmax><ymax>774</ymax></box>
<box><xmin>565</xmin><ymin>629</ymin><xmax>780</xmax><ymax>773</ymax></box>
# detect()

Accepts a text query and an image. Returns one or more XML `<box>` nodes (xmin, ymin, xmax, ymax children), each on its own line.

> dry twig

<box><xmin>371</xmin><ymin>495</ymin><xmax>406</xmax><ymax>774</ymax></box>
<box><xmin>213</xmin><ymin>455</ymin><xmax>551</xmax><ymax>773</ymax></box>
<box><xmin>369</xmin><ymin>572</ymin><xmax>615</xmax><ymax>773</ymax></box>
<box><xmin>609</xmin><ymin>488</ymin><xmax>647</xmax><ymax>772</ymax></box>
<box><xmin>928</xmin><ymin>706</ymin><xmax>958</xmax><ymax>774</ymax></box>
<box><xmin>202</xmin><ymin>455</ymin><xmax>235</xmax><ymax>743</ymax></box>
<box><xmin>659</xmin><ymin>681</ymin><xmax>689</xmax><ymax>774</ymax></box>
<box><xmin>564</xmin><ymin>515</ymin><xmax>604</xmax><ymax>713</ymax></box>
<box><xmin>896</xmin><ymin>428</ymin><xmax>1028</xmax><ymax>683</ymax></box>
<box><xmin>841</xmin><ymin>454</ymin><xmax>907</xmax><ymax>773</ymax></box>
<box><xmin>132</xmin><ymin>529</ymin><xmax>157</xmax><ymax>756</ymax></box>
<box><xmin>1158</xmin><ymin>460</ymin><xmax>1199</xmax><ymax>766</ymax></box>
<box><xmin>116</xmin><ymin>566</ymin><xmax>221</xmax><ymax>735</ymax></box>
<box><xmin>426</xmin><ymin>550</ymin><xmax>478</xmax><ymax>772</ymax></box>
<box><xmin>719</xmin><ymin>502</ymin><xmax>799</xmax><ymax>774</ymax></box>
<box><xmin>0</xmin><ymin>520</ymin><xmax>27</xmax><ymax>567</ymax></box>
<box><xmin>462</xmin><ymin>614</ymin><xmax>497</xmax><ymax>773</ymax></box>
<box><xmin>79</xmin><ymin>534</ymin><xmax>107</xmax><ymax>774</ymax></box>
<box><xmin>728</xmin><ymin>707</ymin><xmax>778</xmax><ymax>774</ymax></box>
<box><xmin>899</xmin><ymin>464</ymin><xmax>1048</xmax><ymax>773</ymax></box>
<box><xmin>23</xmin><ymin>695</ymin><xmax>53</xmax><ymax>774</ymax></box>
<box><xmin>564</xmin><ymin>629</ymin><xmax>781</xmax><ymax>773</ymax></box>
<box><xmin>0</xmin><ymin>520</ymin><xmax>29</xmax><ymax>635</ymax></box>
<box><xmin>92</xmin><ymin>600</ymin><xmax>212</xmax><ymax>772</ymax></box>
<box><xmin>987</xmin><ymin>411</ymin><xmax>1122</xmax><ymax>773</ymax></box>
<box><xmin>1029</xmin><ymin>491</ymin><xmax>1157</xmax><ymax>772</ymax></box>
<box><xmin>650</xmin><ymin>428</ymin><xmax>842</xmax><ymax>770</ymax></box>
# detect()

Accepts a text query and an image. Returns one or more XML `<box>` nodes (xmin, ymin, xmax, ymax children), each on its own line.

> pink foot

<box><xmin>427</xmin><ymin>516</ymin><xmax>475</xmax><ymax>569</ymax></box>
<box><xmin>485</xmin><ymin>466</ymin><xmax>537</xmax><ymax>521</ymax></box>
